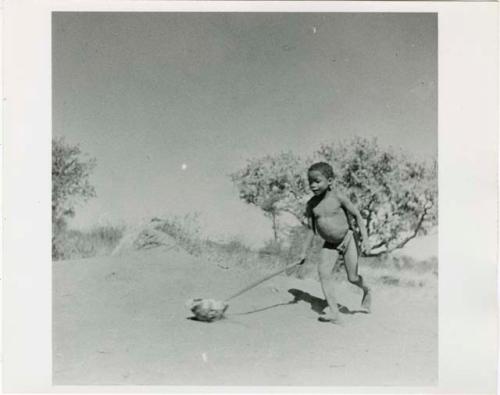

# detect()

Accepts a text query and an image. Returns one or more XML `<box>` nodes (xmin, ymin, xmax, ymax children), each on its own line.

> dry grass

<box><xmin>365</xmin><ymin>255</ymin><xmax>438</xmax><ymax>288</ymax></box>
<box><xmin>151</xmin><ymin>215</ymin><xmax>204</xmax><ymax>256</ymax></box>
<box><xmin>295</xmin><ymin>253</ymin><xmax>437</xmax><ymax>288</ymax></box>
<box><xmin>52</xmin><ymin>216</ymin><xmax>437</xmax><ymax>289</ymax></box>
<box><xmin>53</xmin><ymin>225</ymin><xmax>125</xmax><ymax>260</ymax></box>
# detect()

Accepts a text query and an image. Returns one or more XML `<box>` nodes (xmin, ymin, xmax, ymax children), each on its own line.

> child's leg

<box><xmin>318</xmin><ymin>247</ymin><xmax>341</xmax><ymax>322</ymax></box>
<box><xmin>343</xmin><ymin>238</ymin><xmax>372</xmax><ymax>312</ymax></box>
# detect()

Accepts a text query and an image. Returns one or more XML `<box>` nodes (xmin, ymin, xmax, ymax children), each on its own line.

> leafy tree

<box><xmin>231</xmin><ymin>138</ymin><xmax>437</xmax><ymax>256</ymax></box>
<box><xmin>315</xmin><ymin>137</ymin><xmax>437</xmax><ymax>255</ymax></box>
<box><xmin>52</xmin><ymin>137</ymin><xmax>96</xmax><ymax>258</ymax></box>
<box><xmin>230</xmin><ymin>152</ymin><xmax>309</xmax><ymax>243</ymax></box>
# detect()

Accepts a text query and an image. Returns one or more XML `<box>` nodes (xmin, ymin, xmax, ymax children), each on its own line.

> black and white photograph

<box><xmin>2</xmin><ymin>1</ymin><xmax>498</xmax><ymax>393</ymax></box>
<box><xmin>52</xmin><ymin>12</ymin><xmax>438</xmax><ymax>386</ymax></box>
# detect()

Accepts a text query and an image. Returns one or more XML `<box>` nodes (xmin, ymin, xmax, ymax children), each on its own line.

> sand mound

<box><xmin>111</xmin><ymin>218</ymin><xmax>180</xmax><ymax>255</ymax></box>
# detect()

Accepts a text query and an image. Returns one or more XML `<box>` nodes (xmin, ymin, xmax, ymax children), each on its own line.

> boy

<box><xmin>299</xmin><ymin>162</ymin><xmax>372</xmax><ymax>324</ymax></box>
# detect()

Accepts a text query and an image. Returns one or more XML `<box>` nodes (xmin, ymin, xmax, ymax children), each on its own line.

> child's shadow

<box><xmin>288</xmin><ymin>288</ymin><xmax>368</xmax><ymax>315</ymax></box>
<box><xmin>288</xmin><ymin>289</ymin><xmax>328</xmax><ymax>314</ymax></box>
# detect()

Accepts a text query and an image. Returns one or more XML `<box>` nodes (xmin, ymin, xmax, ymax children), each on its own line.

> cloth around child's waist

<box><xmin>322</xmin><ymin>230</ymin><xmax>353</xmax><ymax>254</ymax></box>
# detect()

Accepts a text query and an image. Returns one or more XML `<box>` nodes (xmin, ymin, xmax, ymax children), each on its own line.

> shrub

<box><xmin>231</xmin><ymin>137</ymin><xmax>437</xmax><ymax>257</ymax></box>
<box><xmin>151</xmin><ymin>214</ymin><xmax>204</xmax><ymax>256</ymax></box>
<box><xmin>52</xmin><ymin>137</ymin><xmax>96</xmax><ymax>259</ymax></box>
<box><xmin>53</xmin><ymin>225</ymin><xmax>124</xmax><ymax>260</ymax></box>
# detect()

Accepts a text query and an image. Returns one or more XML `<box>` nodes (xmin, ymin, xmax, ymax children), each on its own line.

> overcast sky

<box><xmin>53</xmin><ymin>12</ymin><xmax>437</xmax><ymax>246</ymax></box>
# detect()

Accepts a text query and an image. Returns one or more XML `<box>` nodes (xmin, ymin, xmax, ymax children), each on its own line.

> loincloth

<box><xmin>323</xmin><ymin>230</ymin><xmax>354</xmax><ymax>255</ymax></box>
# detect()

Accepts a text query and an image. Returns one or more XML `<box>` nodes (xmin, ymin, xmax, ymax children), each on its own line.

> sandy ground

<box><xmin>53</xmin><ymin>247</ymin><xmax>437</xmax><ymax>386</ymax></box>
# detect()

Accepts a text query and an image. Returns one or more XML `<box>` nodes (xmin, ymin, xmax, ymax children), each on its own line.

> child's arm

<box><xmin>338</xmin><ymin>194</ymin><xmax>370</xmax><ymax>254</ymax></box>
<box><xmin>299</xmin><ymin>202</ymin><xmax>315</xmax><ymax>264</ymax></box>
<box><xmin>299</xmin><ymin>219</ymin><xmax>315</xmax><ymax>264</ymax></box>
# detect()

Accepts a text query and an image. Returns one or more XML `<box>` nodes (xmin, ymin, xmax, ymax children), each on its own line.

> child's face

<box><xmin>308</xmin><ymin>170</ymin><xmax>332</xmax><ymax>196</ymax></box>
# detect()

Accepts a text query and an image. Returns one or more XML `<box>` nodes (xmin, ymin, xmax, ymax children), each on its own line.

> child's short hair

<box><xmin>308</xmin><ymin>162</ymin><xmax>334</xmax><ymax>179</ymax></box>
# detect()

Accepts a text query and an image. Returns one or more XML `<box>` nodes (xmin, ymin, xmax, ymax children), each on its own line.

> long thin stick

<box><xmin>224</xmin><ymin>261</ymin><xmax>301</xmax><ymax>302</ymax></box>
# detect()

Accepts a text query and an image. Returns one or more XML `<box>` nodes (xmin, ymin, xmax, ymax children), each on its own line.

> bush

<box><xmin>52</xmin><ymin>137</ymin><xmax>96</xmax><ymax>259</ymax></box>
<box><xmin>151</xmin><ymin>215</ymin><xmax>203</xmax><ymax>256</ymax></box>
<box><xmin>231</xmin><ymin>137</ymin><xmax>437</xmax><ymax>256</ymax></box>
<box><xmin>53</xmin><ymin>225</ymin><xmax>124</xmax><ymax>260</ymax></box>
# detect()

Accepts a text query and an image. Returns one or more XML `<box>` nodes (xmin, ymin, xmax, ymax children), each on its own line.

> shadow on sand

<box><xmin>288</xmin><ymin>288</ymin><xmax>368</xmax><ymax>315</ymax></box>
<box><xmin>196</xmin><ymin>288</ymin><xmax>369</xmax><ymax>319</ymax></box>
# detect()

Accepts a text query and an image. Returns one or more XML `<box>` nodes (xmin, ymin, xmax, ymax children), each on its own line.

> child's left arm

<box><xmin>338</xmin><ymin>194</ymin><xmax>370</xmax><ymax>254</ymax></box>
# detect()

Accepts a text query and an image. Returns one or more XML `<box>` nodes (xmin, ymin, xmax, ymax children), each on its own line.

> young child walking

<box><xmin>299</xmin><ymin>162</ymin><xmax>372</xmax><ymax>324</ymax></box>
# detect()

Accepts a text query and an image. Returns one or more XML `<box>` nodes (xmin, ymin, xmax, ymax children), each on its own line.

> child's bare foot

<box><xmin>361</xmin><ymin>288</ymin><xmax>372</xmax><ymax>312</ymax></box>
<box><xmin>318</xmin><ymin>314</ymin><xmax>344</xmax><ymax>325</ymax></box>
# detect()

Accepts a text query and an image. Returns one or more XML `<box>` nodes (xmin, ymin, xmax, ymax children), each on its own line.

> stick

<box><xmin>224</xmin><ymin>261</ymin><xmax>301</xmax><ymax>302</ymax></box>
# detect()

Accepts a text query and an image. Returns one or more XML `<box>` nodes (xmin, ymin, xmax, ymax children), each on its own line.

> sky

<box><xmin>53</xmin><ymin>12</ymin><xmax>437</xmax><ymax>246</ymax></box>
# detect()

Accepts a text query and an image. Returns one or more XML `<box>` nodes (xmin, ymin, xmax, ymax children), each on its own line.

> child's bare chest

<box><xmin>312</xmin><ymin>196</ymin><xmax>344</xmax><ymax>218</ymax></box>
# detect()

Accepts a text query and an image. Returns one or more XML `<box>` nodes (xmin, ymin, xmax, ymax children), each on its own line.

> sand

<box><xmin>53</xmin><ymin>247</ymin><xmax>437</xmax><ymax>386</ymax></box>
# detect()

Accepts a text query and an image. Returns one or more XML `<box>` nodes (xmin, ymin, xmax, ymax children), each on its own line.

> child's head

<box><xmin>308</xmin><ymin>162</ymin><xmax>334</xmax><ymax>179</ymax></box>
<box><xmin>307</xmin><ymin>162</ymin><xmax>334</xmax><ymax>196</ymax></box>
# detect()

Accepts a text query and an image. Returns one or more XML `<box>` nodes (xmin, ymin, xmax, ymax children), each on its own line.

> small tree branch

<box><xmin>271</xmin><ymin>212</ymin><xmax>279</xmax><ymax>242</ymax></box>
<box><xmin>364</xmin><ymin>251</ymin><xmax>387</xmax><ymax>257</ymax></box>
<box><xmin>386</xmin><ymin>207</ymin><xmax>429</xmax><ymax>253</ymax></box>
<box><xmin>364</xmin><ymin>195</ymin><xmax>377</xmax><ymax>236</ymax></box>
<box><xmin>370</xmin><ymin>240</ymin><xmax>387</xmax><ymax>250</ymax></box>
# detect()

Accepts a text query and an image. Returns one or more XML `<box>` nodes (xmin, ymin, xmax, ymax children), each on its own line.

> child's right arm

<box><xmin>299</xmin><ymin>204</ymin><xmax>315</xmax><ymax>264</ymax></box>
<box><xmin>299</xmin><ymin>225</ymin><xmax>314</xmax><ymax>264</ymax></box>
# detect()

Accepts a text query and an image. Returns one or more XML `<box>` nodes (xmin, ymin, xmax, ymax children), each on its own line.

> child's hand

<box><xmin>361</xmin><ymin>240</ymin><xmax>370</xmax><ymax>254</ymax></box>
<box><xmin>286</xmin><ymin>258</ymin><xmax>304</xmax><ymax>276</ymax></box>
